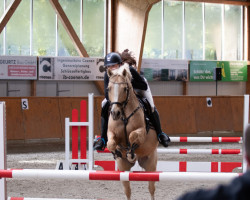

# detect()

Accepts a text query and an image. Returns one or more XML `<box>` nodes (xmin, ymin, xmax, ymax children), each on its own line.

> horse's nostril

<box><xmin>117</xmin><ymin>111</ymin><xmax>120</xmax><ymax>117</ymax></box>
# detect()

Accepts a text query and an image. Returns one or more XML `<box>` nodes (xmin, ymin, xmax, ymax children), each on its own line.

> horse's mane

<box><xmin>111</xmin><ymin>63</ymin><xmax>132</xmax><ymax>82</ymax></box>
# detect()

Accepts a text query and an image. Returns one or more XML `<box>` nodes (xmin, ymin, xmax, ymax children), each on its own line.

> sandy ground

<box><xmin>6</xmin><ymin>132</ymin><xmax>243</xmax><ymax>200</ymax></box>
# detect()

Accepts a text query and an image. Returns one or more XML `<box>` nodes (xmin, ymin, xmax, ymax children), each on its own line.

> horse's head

<box><xmin>107</xmin><ymin>63</ymin><xmax>132</xmax><ymax>120</ymax></box>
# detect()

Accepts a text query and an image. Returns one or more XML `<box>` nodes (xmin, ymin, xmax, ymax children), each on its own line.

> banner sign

<box><xmin>38</xmin><ymin>57</ymin><xmax>105</xmax><ymax>81</ymax></box>
<box><xmin>140</xmin><ymin>59</ymin><xmax>188</xmax><ymax>81</ymax></box>
<box><xmin>190</xmin><ymin>61</ymin><xmax>247</xmax><ymax>82</ymax></box>
<box><xmin>0</xmin><ymin>56</ymin><xmax>37</xmax><ymax>80</ymax></box>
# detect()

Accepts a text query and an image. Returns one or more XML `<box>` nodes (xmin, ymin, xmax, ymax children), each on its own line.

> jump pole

<box><xmin>65</xmin><ymin>93</ymin><xmax>94</xmax><ymax>170</ymax></box>
<box><xmin>0</xmin><ymin>169</ymin><xmax>240</xmax><ymax>183</ymax></box>
<box><xmin>170</xmin><ymin>137</ymin><xmax>242</xmax><ymax>143</ymax></box>
<box><xmin>0</xmin><ymin>102</ymin><xmax>6</xmax><ymax>200</ymax></box>
<box><xmin>8</xmin><ymin>198</ymin><xmax>95</xmax><ymax>200</ymax></box>
<box><xmin>99</xmin><ymin>148</ymin><xmax>242</xmax><ymax>155</ymax></box>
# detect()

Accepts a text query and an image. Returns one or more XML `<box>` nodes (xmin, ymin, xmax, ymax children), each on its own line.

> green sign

<box><xmin>190</xmin><ymin>61</ymin><xmax>247</xmax><ymax>82</ymax></box>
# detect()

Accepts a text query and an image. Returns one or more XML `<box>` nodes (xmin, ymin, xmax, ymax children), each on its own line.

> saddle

<box><xmin>136</xmin><ymin>95</ymin><xmax>153</xmax><ymax>133</ymax></box>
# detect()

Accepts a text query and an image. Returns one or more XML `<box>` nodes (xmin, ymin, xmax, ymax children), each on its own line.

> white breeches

<box><xmin>134</xmin><ymin>78</ymin><xmax>155</xmax><ymax>113</ymax></box>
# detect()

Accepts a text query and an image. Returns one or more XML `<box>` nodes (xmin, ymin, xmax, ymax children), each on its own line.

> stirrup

<box><xmin>158</xmin><ymin>133</ymin><xmax>170</xmax><ymax>147</ymax></box>
<box><xmin>93</xmin><ymin>137</ymin><xmax>106</xmax><ymax>151</ymax></box>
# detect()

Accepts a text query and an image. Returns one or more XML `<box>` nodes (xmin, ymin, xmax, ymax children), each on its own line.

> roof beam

<box><xmin>0</xmin><ymin>0</ymin><xmax>22</xmax><ymax>34</ymax></box>
<box><xmin>49</xmin><ymin>0</ymin><xmax>89</xmax><ymax>57</ymax></box>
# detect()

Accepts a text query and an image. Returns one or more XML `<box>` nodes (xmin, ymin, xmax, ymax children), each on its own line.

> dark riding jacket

<box><xmin>177</xmin><ymin>170</ymin><xmax>250</xmax><ymax>200</ymax></box>
<box><xmin>104</xmin><ymin>65</ymin><xmax>148</xmax><ymax>100</ymax></box>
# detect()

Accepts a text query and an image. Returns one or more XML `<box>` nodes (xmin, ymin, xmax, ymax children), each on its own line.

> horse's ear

<box><xmin>122</xmin><ymin>68</ymin><xmax>127</xmax><ymax>77</ymax></box>
<box><xmin>107</xmin><ymin>68</ymin><xmax>113</xmax><ymax>77</ymax></box>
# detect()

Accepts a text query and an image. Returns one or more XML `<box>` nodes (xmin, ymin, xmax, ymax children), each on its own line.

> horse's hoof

<box><xmin>127</xmin><ymin>153</ymin><xmax>136</xmax><ymax>163</ymax></box>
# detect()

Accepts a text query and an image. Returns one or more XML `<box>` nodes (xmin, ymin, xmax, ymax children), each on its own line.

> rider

<box><xmin>93</xmin><ymin>50</ymin><xmax>171</xmax><ymax>150</ymax></box>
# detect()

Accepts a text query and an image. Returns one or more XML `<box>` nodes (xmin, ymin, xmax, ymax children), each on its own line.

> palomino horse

<box><xmin>106</xmin><ymin>63</ymin><xmax>159</xmax><ymax>200</ymax></box>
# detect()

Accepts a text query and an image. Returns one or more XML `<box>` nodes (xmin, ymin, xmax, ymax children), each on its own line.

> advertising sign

<box><xmin>0</xmin><ymin>56</ymin><xmax>37</xmax><ymax>80</ymax></box>
<box><xmin>141</xmin><ymin>59</ymin><xmax>188</xmax><ymax>81</ymax></box>
<box><xmin>38</xmin><ymin>57</ymin><xmax>105</xmax><ymax>81</ymax></box>
<box><xmin>190</xmin><ymin>61</ymin><xmax>247</xmax><ymax>82</ymax></box>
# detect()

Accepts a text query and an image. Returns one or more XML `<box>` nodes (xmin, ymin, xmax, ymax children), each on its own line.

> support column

<box><xmin>246</xmin><ymin>6</ymin><xmax>250</xmax><ymax>94</ymax></box>
<box><xmin>113</xmin><ymin>1</ymin><xmax>158</xmax><ymax>71</ymax></box>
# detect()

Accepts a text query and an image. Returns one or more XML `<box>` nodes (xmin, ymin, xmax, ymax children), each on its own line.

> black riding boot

<box><xmin>149</xmin><ymin>108</ymin><xmax>171</xmax><ymax>147</ymax></box>
<box><xmin>93</xmin><ymin>101</ymin><xmax>109</xmax><ymax>151</ymax></box>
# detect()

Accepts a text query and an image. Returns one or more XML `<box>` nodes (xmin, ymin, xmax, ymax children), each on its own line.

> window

<box><xmin>185</xmin><ymin>2</ymin><xmax>203</xmax><ymax>60</ymax></box>
<box><xmin>143</xmin><ymin>2</ymin><xmax>162</xmax><ymax>58</ymax></box>
<box><xmin>224</xmin><ymin>5</ymin><xmax>242</xmax><ymax>60</ymax></box>
<box><xmin>33</xmin><ymin>0</ymin><xmax>56</xmax><ymax>56</ymax></box>
<box><xmin>144</xmin><ymin>0</ymin><xmax>244</xmax><ymax>61</ymax></box>
<box><xmin>83</xmin><ymin>0</ymin><xmax>105</xmax><ymax>57</ymax></box>
<box><xmin>164</xmin><ymin>1</ymin><xmax>183</xmax><ymax>59</ymax></box>
<box><xmin>0</xmin><ymin>0</ymin><xmax>106</xmax><ymax>57</ymax></box>
<box><xmin>205</xmin><ymin>3</ymin><xmax>222</xmax><ymax>60</ymax></box>
<box><xmin>58</xmin><ymin>0</ymin><xmax>81</xmax><ymax>56</ymax></box>
<box><xmin>6</xmin><ymin>0</ymin><xmax>30</xmax><ymax>55</ymax></box>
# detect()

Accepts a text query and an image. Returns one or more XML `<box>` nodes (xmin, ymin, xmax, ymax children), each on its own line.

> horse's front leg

<box><xmin>107</xmin><ymin>130</ymin><xmax>117</xmax><ymax>152</ymax></box>
<box><xmin>127</xmin><ymin>128</ymin><xmax>145</xmax><ymax>163</ymax></box>
<box><xmin>107</xmin><ymin>130</ymin><xmax>122</xmax><ymax>159</ymax></box>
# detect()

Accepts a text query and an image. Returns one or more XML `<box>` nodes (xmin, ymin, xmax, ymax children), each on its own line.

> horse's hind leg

<box><xmin>117</xmin><ymin>157</ymin><xmax>134</xmax><ymax>200</ymax></box>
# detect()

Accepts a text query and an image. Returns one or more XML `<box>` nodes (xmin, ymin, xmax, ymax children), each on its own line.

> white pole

<box><xmin>0</xmin><ymin>102</ymin><xmax>6</xmax><ymax>200</ymax></box>
<box><xmin>88</xmin><ymin>93</ymin><xmax>94</xmax><ymax>171</ymax></box>
<box><xmin>243</xmin><ymin>95</ymin><xmax>249</xmax><ymax>173</ymax></box>
<box><xmin>65</xmin><ymin>118</ymin><xmax>70</xmax><ymax>170</ymax></box>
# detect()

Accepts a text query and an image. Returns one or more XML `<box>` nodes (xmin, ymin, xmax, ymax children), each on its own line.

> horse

<box><xmin>106</xmin><ymin>63</ymin><xmax>159</xmax><ymax>200</ymax></box>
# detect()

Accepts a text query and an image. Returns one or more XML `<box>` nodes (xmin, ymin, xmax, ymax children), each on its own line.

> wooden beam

<box><xmin>49</xmin><ymin>0</ymin><xmax>105</xmax><ymax>95</ymax></box>
<box><xmin>30</xmin><ymin>80</ymin><xmax>36</xmax><ymax>96</ymax></box>
<box><xmin>49</xmin><ymin>0</ymin><xmax>88</xmax><ymax>57</ymax></box>
<box><xmin>138</xmin><ymin>4</ymin><xmax>152</xmax><ymax>72</ymax></box>
<box><xmin>182</xmin><ymin>81</ymin><xmax>188</xmax><ymax>95</ymax></box>
<box><xmin>0</xmin><ymin>0</ymin><xmax>22</xmax><ymax>34</ymax></box>
<box><xmin>111</xmin><ymin>0</ymin><xmax>117</xmax><ymax>52</ymax></box>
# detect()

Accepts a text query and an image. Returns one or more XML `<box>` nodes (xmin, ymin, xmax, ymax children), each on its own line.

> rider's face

<box><xmin>108</xmin><ymin>64</ymin><xmax>119</xmax><ymax>71</ymax></box>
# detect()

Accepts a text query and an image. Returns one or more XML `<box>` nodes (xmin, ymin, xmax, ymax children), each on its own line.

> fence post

<box><xmin>0</xmin><ymin>102</ymin><xmax>6</xmax><ymax>200</ymax></box>
<box><xmin>88</xmin><ymin>93</ymin><xmax>94</xmax><ymax>170</ymax></box>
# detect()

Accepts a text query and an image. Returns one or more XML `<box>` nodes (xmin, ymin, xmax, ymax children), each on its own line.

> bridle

<box><xmin>108</xmin><ymin>74</ymin><xmax>141</xmax><ymax>153</ymax></box>
<box><xmin>109</xmin><ymin>79</ymin><xmax>130</xmax><ymax>108</ymax></box>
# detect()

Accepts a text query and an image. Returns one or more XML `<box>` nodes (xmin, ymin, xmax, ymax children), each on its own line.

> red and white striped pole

<box><xmin>99</xmin><ymin>148</ymin><xmax>242</xmax><ymax>155</ymax></box>
<box><xmin>0</xmin><ymin>169</ymin><xmax>240</xmax><ymax>183</ymax></box>
<box><xmin>157</xmin><ymin>149</ymin><xmax>242</xmax><ymax>155</ymax></box>
<box><xmin>170</xmin><ymin>137</ymin><xmax>242</xmax><ymax>143</ymax></box>
<box><xmin>8</xmin><ymin>198</ymin><xmax>94</xmax><ymax>200</ymax></box>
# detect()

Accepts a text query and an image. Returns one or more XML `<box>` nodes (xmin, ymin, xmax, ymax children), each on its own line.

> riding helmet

<box><xmin>104</xmin><ymin>52</ymin><xmax>122</xmax><ymax>67</ymax></box>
